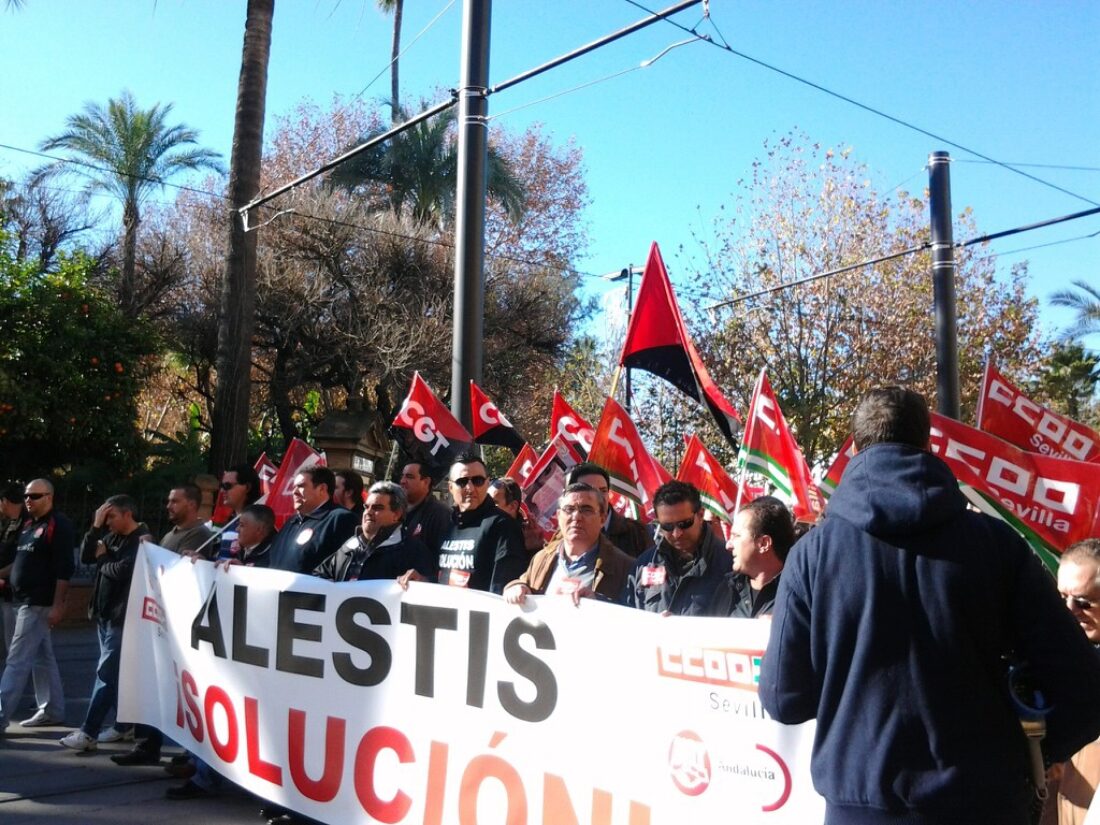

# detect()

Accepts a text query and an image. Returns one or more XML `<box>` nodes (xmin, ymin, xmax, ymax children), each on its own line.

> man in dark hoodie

<box><xmin>760</xmin><ymin>386</ymin><xmax>1100</xmax><ymax>825</ymax></box>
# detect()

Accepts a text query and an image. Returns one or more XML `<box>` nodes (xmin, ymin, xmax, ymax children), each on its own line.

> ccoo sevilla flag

<box><xmin>589</xmin><ymin>396</ymin><xmax>672</xmax><ymax>519</ymax></box>
<box><xmin>619</xmin><ymin>242</ymin><xmax>741</xmax><ymax>446</ymax></box>
<box><xmin>264</xmin><ymin>438</ymin><xmax>326</xmax><ymax>529</ymax></box>
<box><xmin>977</xmin><ymin>361</ymin><xmax>1100</xmax><ymax>463</ymax></box>
<box><xmin>737</xmin><ymin>370</ymin><xmax>823</xmax><ymax>522</ymax></box>
<box><xmin>469</xmin><ymin>381</ymin><xmax>525</xmax><ymax>455</ymax></box>
<box><xmin>549</xmin><ymin>390</ymin><xmax>596</xmax><ymax>458</ymax></box>
<box><xmin>677</xmin><ymin>433</ymin><xmax>757</xmax><ymax>522</ymax></box>
<box><xmin>390</xmin><ymin>372</ymin><xmax>476</xmax><ymax>476</ymax></box>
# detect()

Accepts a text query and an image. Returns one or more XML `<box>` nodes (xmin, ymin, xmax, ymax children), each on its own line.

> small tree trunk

<box><xmin>390</xmin><ymin>0</ymin><xmax>403</xmax><ymax>123</ymax></box>
<box><xmin>120</xmin><ymin>202</ymin><xmax>139</xmax><ymax>314</ymax></box>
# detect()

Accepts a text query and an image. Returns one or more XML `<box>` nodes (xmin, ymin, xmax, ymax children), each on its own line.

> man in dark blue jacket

<box><xmin>760</xmin><ymin>386</ymin><xmax>1100</xmax><ymax>825</ymax></box>
<box><xmin>621</xmin><ymin>480</ymin><xmax>730</xmax><ymax>615</ymax></box>
<box><xmin>267</xmin><ymin>467</ymin><xmax>357</xmax><ymax>573</ymax></box>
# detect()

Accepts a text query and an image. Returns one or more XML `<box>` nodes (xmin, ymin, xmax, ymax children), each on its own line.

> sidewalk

<box><xmin>0</xmin><ymin>624</ymin><xmax>261</xmax><ymax>824</ymax></box>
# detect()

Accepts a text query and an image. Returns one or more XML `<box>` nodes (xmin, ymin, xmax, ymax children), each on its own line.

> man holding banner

<box><xmin>761</xmin><ymin>386</ymin><xmax>1100</xmax><ymax>825</ymax></box>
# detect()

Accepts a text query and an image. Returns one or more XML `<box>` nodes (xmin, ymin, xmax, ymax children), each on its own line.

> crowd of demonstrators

<box><xmin>0</xmin><ymin>479</ymin><xmax>73</xmax><ymax>734</ymax></box>
<box><xmin>622</xmin><ymin>479</ymin><xmax>731</xmax><ymax>615</ymax></box>
<box><xmin>503</xmin><ymin>482</ymin><xmax>634</xmax><ymax>606</ymax></box>
<box><xmin>760</xmin><ymin>386</ymin><xmax>1100</xmax><ymax>825</ymax></box>
<box><xmin>709</xmin><ymin>496</ymin><xmax>794</xmax><ymax>618</ymax></box>
<box><xmin>399</xmin><ymin>460</ymin><xmax>451</xmax><ymax>556</ymax></box>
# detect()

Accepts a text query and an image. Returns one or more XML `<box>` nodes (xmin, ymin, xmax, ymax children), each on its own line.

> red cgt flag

<box><xmin>737</xmin><ymin>370</ymin><xmax>823</xmax><ymax>522</ymax></box>
<box><xmin>549</xmin><ymin>390</ymin><xmax>596</xmax><ymax>458</ymax></box>
<box><xmin>264</xmin><ymin>438</ymin><xmax>326</xmax><ymax>529</ymax></box>
<box><xmin>469</xmin><ymin>381</ymin><xmax>525</xmax><ymax>455</ymax></box>
<box><xmin>589</xmin><ymin>396</ymin><xmax>672</xmax><ymax>520</ymax></box>
<box><xmin>977</xmin><ymin>361</ymin><xmax>1100</xmax><ymax>463</ymax></box>
<box><xmin>390</xmin><ymin>372</ymin><xmax>476</xmax><ymax>475</ymax></box>
<box><xmin>619</xmin><ymin>242</ymin><xmax>741</xmax><ymax>447</ymax></box>
<box><xmin>677</xmin><ymin>433</ymin><xmax>755</xmax><ymax>522</ymax></box>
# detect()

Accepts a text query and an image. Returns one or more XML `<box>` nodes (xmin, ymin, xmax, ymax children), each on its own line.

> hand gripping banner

<box><xmin>121</xmin><ymin>544</ymin><xmax>823</xmax><ymax>824</ymax></box>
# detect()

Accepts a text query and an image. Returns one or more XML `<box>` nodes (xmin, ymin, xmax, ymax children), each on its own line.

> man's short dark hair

<box><xmin>653</xmin><ymin>480</ymin><xmax>702</xmax><ymax>512</ymax></box>
<box><xmin>334</xmin><ymin>469</ymin><xmax>365</xmax><ymax>505</ymax></box>
<box><xmin>403</xmin><ymin>461</ymin><xmax>436</xmax><ymax>485</ymax></box>
<box><xmin>489</xmin><ymin>477</ymin><xmax>522</xmax><ymax>506</ymax></box>
<box><xmin>300</xmin><ymin>466</ymin><xmax>335</xmax><ymax>496</ymax></box>
<box><xmin>106</xmin><ymin>494</ymin><xmax>137</xmax><ymax>517</ymax></box>
<box><xmin>2</xmin><ymin>483</ymin><xmax>24</xmax><ymax>504</ymax></box>
<box><xmin>739</xmin><ymin>496</ymin><xmax>796</xmax><ymax>563</ymax></box>
<box><xmin>173</xmin><ymin>483</ymin><xmax>202</xmax><ymax>507</ymax></box>
<box><xmin>567</xmin><ymin>462</ymin><xmax>610</xmax><ymax>487</ymax></box>
<box><xmin>561</xmin><ymin>481</ymin><xmax>607</xmax><ymax>514</ymax></box>
<box><xmin>369</xmin><ymin>481</ymin><xmax>408</xmax><ymax>515</ymax></box>
<box><xmin>240</xmin><ymin>504</ymin><xmax>275</xmax><ymax>536</ymax></box>
<box><xmin>852</xmin><ymin>386</ymin><xmax>931</xmax><ymax>451</ymax></box>
<box><xmin>226</xmin><ymin>463</ymin><xmax>262</xmax><ymax>505</ymax></box>
<box><xmin>450</xmin><ymin>452</ymin><xmax>487</xmax><ymax>476</ymax></box>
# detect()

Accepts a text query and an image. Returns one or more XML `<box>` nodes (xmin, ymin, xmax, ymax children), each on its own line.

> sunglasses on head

<box><xmin>659</xmin><ymin>515</ymin><xmax>697</xmax><ymax>533</ymax></box>
<box><xmin>451</xmin><ymin>475</ymin><xmax>487</xmax><ymax>489</ymax></box>
<box><xmin>24</xmin><ymin>492</ymin><xmax>49</xmax><ymax>501</ymax></box>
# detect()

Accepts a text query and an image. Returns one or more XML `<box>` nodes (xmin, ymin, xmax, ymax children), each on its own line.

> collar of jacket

<box><xmin>655</xmin><ymin>522</ymin><xmax>721</xmax><ymax>576</ymax></box>
<box><xmin>296</xmin><ymin>500</ymin><xmax>338</xmax><ymax>523</ymax></box>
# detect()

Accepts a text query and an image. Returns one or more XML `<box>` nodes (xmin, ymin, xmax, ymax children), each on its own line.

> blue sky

<box><xmin>1</xmin><ymin>0</ymin><xmax>1097</xmax><ymax>342</ymax></box>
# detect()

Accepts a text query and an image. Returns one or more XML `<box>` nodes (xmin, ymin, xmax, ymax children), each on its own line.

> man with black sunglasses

<box><xmin>621</xmin><ymin>480</ymin><xmax>731</xmax><ymax>615</ymax></box>
<box><xmin>398</xmin><ymin>454</ymin><xmax>526</xmax><ymax>594</ymax></box>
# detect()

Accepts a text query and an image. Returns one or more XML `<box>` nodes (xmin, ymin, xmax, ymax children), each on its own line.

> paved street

<box><xmin>0</xmin><ymin>624</ymin><xmax>261</xmax><ymax>824</ymax></box>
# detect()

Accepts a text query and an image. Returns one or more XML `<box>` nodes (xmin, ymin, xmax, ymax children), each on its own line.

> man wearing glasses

<box><xmin>621</xmin><ymin>480</ymin><xmax>731</xmax><ymax>615</ymax></box>
<box><xmin>502</xmin><ymin>482</ymin><xmax>633</xmax><ymax>606</ymax></box>
<box><xmin>0</xmin><ymin>479</ymin><xmax>73</xmax><ymax>734</ymax></box>
<box><xmin>398</xmin><ymin>454</ymin><xmax>526</xmax><ymax>594</ymax></box>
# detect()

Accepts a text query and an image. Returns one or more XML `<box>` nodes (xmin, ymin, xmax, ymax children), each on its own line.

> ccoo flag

<box><xmin>677</xmin><ymin>433</ymin><xmax>757</xmax><ymax>522</ymax></box>
<box><xmin>390</xmin><ymin>372</ymin><xmax>476</xmax><ymax>476</ymax></box>
<box><xmin>469</xmin><ymin>381</ymin><xmax>525</xmax><ymax>455</ymax></box>
<box><xmin>619</xmin><ymin>242</ymin><xmax>741</xmax><ymax>446</ymax></box>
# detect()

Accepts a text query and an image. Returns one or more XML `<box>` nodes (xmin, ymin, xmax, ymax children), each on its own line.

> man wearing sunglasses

<box><xmin>621</xmin><ymin>480</ymin><xmax>731</xmax><ymax>616</ymax></box>
<box><xmin>0</xmin><ymin>479</ymin><xmax>73</xmax><ymax>735</ymax></box>
<box><xmin>398</xmin><ymin>454</ymin><xmax>526</xmax><ymax>594</ymax></box>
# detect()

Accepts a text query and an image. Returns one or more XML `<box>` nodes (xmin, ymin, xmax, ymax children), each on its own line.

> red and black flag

<box><xmin>469</xmin><ymin>381</ymin><xmax>525</xmax><ymax>455</ymax></box>
<box><xmin>390</xmin><ymin>372</ymin><xmax>476</xmax><ymax>475</ymax></box>
<box><xmin>619</xmin><ymin>242</ymin><xmax>742</xmax><ymax>447</ymax></box>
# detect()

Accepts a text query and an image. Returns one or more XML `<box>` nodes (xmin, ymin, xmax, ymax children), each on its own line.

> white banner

<box><xmin>120</xmin><ymin>544</ymin><xmax>822</xmax><ymax>824</ymax></box>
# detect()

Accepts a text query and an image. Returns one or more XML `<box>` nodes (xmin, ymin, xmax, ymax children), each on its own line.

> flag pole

<box><xmin>608</xmin><ymin>364</ymin><xmax>623</xmax><ymax>400</ymax></box>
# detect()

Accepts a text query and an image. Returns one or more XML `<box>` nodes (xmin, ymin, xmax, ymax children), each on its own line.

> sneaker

<box><xmin>59</xmin><ymin>730</ymin><xmax>98</xmax><ymax>751</ymax></box>
<box><xmin>20</xmin><ymin>710</ymin><xmax>64</xmax><ymax>727</ymax></box>
<box><xmin>98</xmin><ymin>726</ymin><xmax>135</xmax><ymax>743</ymax></box>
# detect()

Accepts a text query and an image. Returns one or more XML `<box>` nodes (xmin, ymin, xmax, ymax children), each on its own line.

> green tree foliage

<box><xmin>1029</xmin><ymin>342</ymin><xmax>1100</xmax><ymax>425</ymax></box>
<box><xmin>0</xmin><ymin>241</ymin><xmax>156</xmax><ymax>479</ymax></box>
<box><xmin>1051</xmin><ymin>280</ymin><xmax>1100</xmax><ymax>343</ymax></box>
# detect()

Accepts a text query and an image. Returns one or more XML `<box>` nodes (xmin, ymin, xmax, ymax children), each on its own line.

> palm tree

<box><xmin>210</xmin><ymin>0</ymin><xmax>275</xmax><ymax>473</ymax></box>
<box><xmin>377</xmin><ymin>0</ymin><xmax>404</xmax><ymax>123</ymax></box>
<box><xmin>36</xmin><ymin>91</ymin><xmax>223</xmax><ymax>313</ymax></box>
<box><xmin>1051</xmin><ymin>280</ymin><xmax>1100</xmax><ymax>341</ymax></box>
<box><xmin>328</xmin><ymin>106</ymin><xmax>526</xmax><ymax>228</ymax></box>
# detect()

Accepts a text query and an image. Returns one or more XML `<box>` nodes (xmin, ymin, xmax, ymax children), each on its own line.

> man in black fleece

<box><xmin>760</xmin><ymin>386</ymin><xmax>1100</xmax><ymax>825</ymax></box>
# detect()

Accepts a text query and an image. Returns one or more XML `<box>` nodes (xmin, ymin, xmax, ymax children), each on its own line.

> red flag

<box><xmin>619</xmin><ymin>242</ymin><xmax>741</xmax><ymax>446</ymax></box>
<box><xmin>504</xmin><ymin>443</ymin><xmax>539</xmax><ymax>484</ymax></box>
<box><xmin>520</xmin><ymin>435</ymin><xmax>583</xmax><ymax>531</ymax></box>
<box><xmin>469</xmin><ymin>381</ymin><xmax>525</xmax><ymax>454</ymax></box>
<box><xmin>977</xmin><ymin>361</ymin><xmax>1100</xmax><ymax>463</ymax></box>
<box><xmin>549</xmin><ymin>390</ymin><xmax>596</xmax><ymax>458</ymax></box>
<box><xmin>255</xmin><ymin>452</ymin><xmax>278</xmax><ymax>497</ymax></box>
<box><xmin>930</xmin><ymin>413</ymin><xmax>1100</xmax><ymax>571</ymax></box>
<box><xmin>677</xmin><ymin>433</ymin><xmax>754</xmax><ymax>522</ymax></box>
<box><xmin>589</xmin><ymin>396</ymin><xmax>672</xmax><ymax>519</ymax></box>
<box><xmin>737</xmin><ymin>370</ymin><xmax>823</xmax><ymax>522</ymax></box>
<box><xmin>264</xmin><ymin>438</ymin><xmax>326</xmax><ymax>529</ymax></box>
<box><xmin>818</xmin><ymin>435</ymin><xmax>856</xmax><ymax>501</ymax></box>
<box><xmin>390</xmin><ymin>372</ymin><xmax>476</xmax><ymax>474</ymax></box>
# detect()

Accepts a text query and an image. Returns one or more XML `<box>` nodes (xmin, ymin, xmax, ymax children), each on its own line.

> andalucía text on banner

<box><xmin>738</xmin><ymin>370</ymin><xmax>823</xmax><ymax>522</ymax></box>
<box><xmin>389</xmin><ymin>371</ymin><xmax>476</xmax><ymax>476</ymax></box>
<box><xmin>589</xmin><ymin>395</ymin><xmax>672</xmax><ymax>520</ymax></box>
<box><xmin>930</xmin><ymin>412</ymin><xmax>1100</xmax><ymax>572</ymax></box>
<box><xmin>263</xmin><ymin>438</ymin><xmax>325</xmax><ymax>529</ymax></box>
<box><xmin>120</xmin><ymin>544</ymin><xmax>823</xmax><ymax>825</ymax></box>
<box><xmin>977</xmin><ymin>361</ymin><xmax>1100</xmax><ymax>463</ymax></box>
<box><xmin>619</xmin><ymin>242</ymin><xmax>742</xmax><ymax>447</ymax></box>
<box><xmin>549</xmin><ymin>390</ymin><xmax>595</xmax><ymax>458</ymax></box>
<box><xmin>469</xmin><ymin>380</ymin><xmax>526</xmax><ymax>455</ymax></box>
<box><xmin>678</xmin><ymin>433</ymin><xmax>754</xmax><ymax>522</ymax></box>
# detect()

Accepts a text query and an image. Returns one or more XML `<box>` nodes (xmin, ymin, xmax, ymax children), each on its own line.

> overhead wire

<box><xmin>620</xmin><ymin>0</ymin><xmax>1100</xmax><ymax>208</ymax></box>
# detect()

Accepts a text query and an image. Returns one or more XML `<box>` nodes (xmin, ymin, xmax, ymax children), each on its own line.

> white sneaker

<box><xmin>59</xmin><ymin>730</ymin><xmax>97</xmax><ymax>751</ymax></box>
<box><xmin>20</xmin><ymin>709</ymin><xmax>65</xmax><ymax>727</ymax></box>
<box><xmin>97</xmin><ymin>726</ymin><xmax>134</xmax><ymax>743</ymax></box>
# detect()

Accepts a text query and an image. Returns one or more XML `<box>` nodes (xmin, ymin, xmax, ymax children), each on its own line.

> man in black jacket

<box><xmin>398</xmin><ymin>454</ymin><xmax>526</xmax><ymax>594</ymax></box>
<box><xmin>760</xmin><ymin>386</ymin><xmax>1100</xmax><ymax>825</ymax></box>
<box><xmin>267</xmin><ymin>467</ymin><xmax>357</xmax><ymax>573</ymax></box>
<box><xmin>708</xmin><ymin>496</ymin><xmax>793</xmax><ymax>618</ymax></box>
<box><xmin>400</xmin><ymin>461</ymin><xmax>451</xmax><ymax>556</ymax></box>
<box><xmin>315</xmin><ymin>482</ymin><xmax>433</xmax><ymax>582</ymax></box>
<box><xmin>60</xmin><ymin>494</ymin><xmax>145</xmax><ymax>752</ymax></box>
<box><xmin>622</xmin><ymin>480</ymin><xmax>731</xmax><ymax>615</ymax></box>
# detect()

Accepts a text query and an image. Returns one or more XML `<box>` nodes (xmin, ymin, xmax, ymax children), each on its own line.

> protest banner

<box><xmin>976</xmin><ymin>362</ymin><xmax>1100</xmax><ymax>463</ymax></box>
<box><xmin>121</xmin><ymin>544</ymin><xmax>822</xmax><ymax>825</ymax></box>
